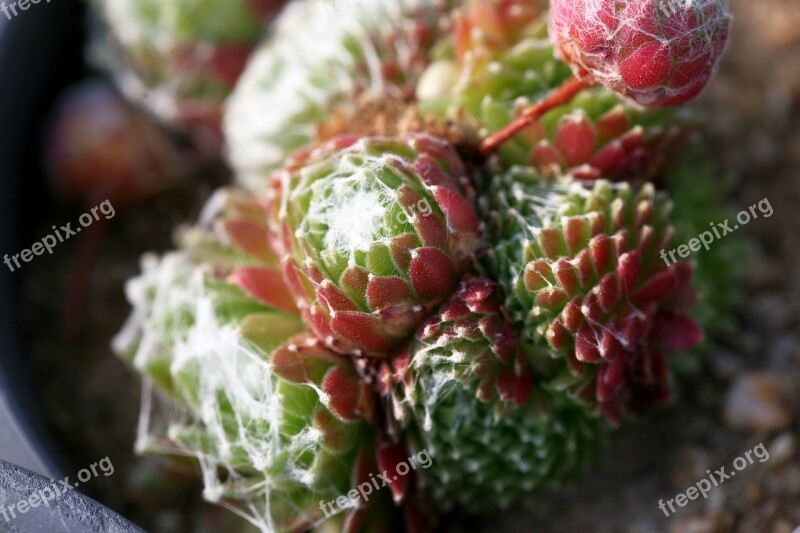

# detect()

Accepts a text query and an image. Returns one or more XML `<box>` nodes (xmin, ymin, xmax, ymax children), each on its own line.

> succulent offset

<box><xmin>384</xmin><ymin>277</ymin><xmax>605</xmax><ymax>508</ymax></box>
<box><xmin>416</xmin><ymin>0</ymin><xmax>682</xmax><ymax>176</ymax></box>
<box><xmin>225</xmin><ymin>0</ymin><xmax>457</xmax><ymax>190</ymax></box>
<box><xmin>110</xmin><ymin>0</ymin><xmax>744</xmax><ymax>529</ymax></box>
<box><xmin>270</xmin><ymin>133</ymin><xmax>481</xmax><ymax>357</ymax></box>
<box><xmin>483</xmin><ymin>171</ymin><xmax>703</xmax><ymax>422</ymax></box>
<box><xmin>478</xmin><ymin>0</ymin><xmax>730</xmax><ymax>155</ymax></box>
<box><xmin>549</xmin><ymin>0</ymin><xmax>732</xmax><ymax>106</ymax></box>
<box><xmin>114</xmin><ymin>189</ymin><xmax>385</xmax><ymax>532</ymax></box>
<box><xmin>93</xmin><ymin>0</ymin><xmax>283</xmax><ymax>150</ymax></box>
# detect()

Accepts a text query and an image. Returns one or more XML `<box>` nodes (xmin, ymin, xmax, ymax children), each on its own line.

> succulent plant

<box><xmin>114</xmin><ymin>188</ymin><xmax>399</xmax><ymax>532</ymax></box>
<box><xmin>549</xmin><ymin>0</ymin><xmax>732</xmax><ymax>107</ymax></box>
<box><xmin>403</xmin><ymin>0</ymin><xmax>561</xmax><ymax>152</ymax></box>
<box><xmin>110</xmin><ymin>0</ymin><xmax>743</xmax><ymax>526</ymax></box>
<box><xmin>480</xmin><ymin>0</ymin><xmax>730</xmax><ymax>155</ymax></box>
<box><xmin>522</xmin><ymin>89</ymin><xmax>682</xmax><ymax>181</ymax></box>
<box><xmin>226</xmin><ymin>0</ymin><xmax>687</xmax><ymax>182</ymax></box>
<box><xmin>92</xmin><ymin>0</ymin><xmax>283</xmax><ymax>151</ymax></box>
<box><xmin>114</xmin><ymin>187</ymin><xmax>302</xmax><ymax>392</ymax></box>
<box><xmin>225</xmin><ymin>0</ymin><xmax>457</xmax><ymax>189</ymax></box>
<box><xmin>383</xmin><ymin>277</ymin><xmax>605</xmax><ymax>508</ymax></box>
<box><xmin>270</xmin><ymin>133</ymin><xmax>481</xmax><ymax>357</ymax></box>
<box><xmin>410</xmin><ymin>0</ymin><xmax>681</xmax><ymax>176</ymax></box>
<box><xmin>173</xmin><ymin>333</ymin><xmax>379</xmax><ymax>532</ymax></box>
<box><xmin>482</xmin><ymin>170</ymin><xmax>703</xmax><ymax>422</ymax></box>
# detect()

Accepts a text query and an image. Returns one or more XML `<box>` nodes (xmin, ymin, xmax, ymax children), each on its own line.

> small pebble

<box><xmin>768</xmin><ymin>433</ymin><xmax>797</xmax><ymax>468</ymax></box>
<box><xmin>773</xmin><ymin>521</ymin><xmax>796</xmax><ymax>533</ymax></box>
<box><xmin>724</xmin><ymin>373</ymin><xmax>792</xmax><ymax>434</ymax></box>
<box><xmin>668</xmin><ymin>512</ymin><xmax>732</xmax><ymax>533</ymax></box>
<box><xmin>769</xmin><ymin>336</ymin><xmax>798</xmax><ymax>371</ymax></box>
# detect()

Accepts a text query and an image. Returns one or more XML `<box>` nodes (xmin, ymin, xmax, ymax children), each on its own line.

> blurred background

<box><xmin>0</xmin><ymin>0</ymin><xmax>799</xmax><ymax>532</ymax></box>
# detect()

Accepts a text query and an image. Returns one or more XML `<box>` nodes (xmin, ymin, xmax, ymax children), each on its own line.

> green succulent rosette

<box><xmin>225</xmin><ymin>0</ymin><xmax>458</xmax><ymax>190</ymax></box>
<box><xmin>481</xmin><ymin>168</ymin><xmax>703</xmax><ymax>422</ymax></box>
<box><xmin>270</xmin><ymin>133</ymin><xmax>481</xmax><ymax>357</ymax></box>
<box><xmin>92</xmin><ymin>0</ymin><xmax>282</xmax><ymax>149</ymax></box>
<box><xmin>114</xmin><ymin>188</ymin><xmax>383</xmax><ymax>532</ymax></box>
<box><xmin>385</xmin><ymin>277</ymin><xmax>605</xmax><ymax>509</ymax></box>
<box><xmin>412</xmin><ymin>0</ymin><xmax>681</xmax><ymax>174</ymax></box>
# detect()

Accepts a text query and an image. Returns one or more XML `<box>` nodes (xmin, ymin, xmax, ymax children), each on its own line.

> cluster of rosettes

<box><xmin>113</xmin><ymin>0</ymin><xmax>737</xmax><ymax>530</ymax></box>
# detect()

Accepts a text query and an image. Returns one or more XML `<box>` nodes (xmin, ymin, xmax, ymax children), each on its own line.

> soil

<box><xmin>18</xmin><ymin>1</ymin><xmax>800</xmax><ymax>532</ymax></box>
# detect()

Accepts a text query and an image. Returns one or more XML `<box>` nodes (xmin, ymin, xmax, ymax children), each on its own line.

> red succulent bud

<box><xmin>549</xmin><ymin>0</ymin><xmax>731</xmax><ymax>107</ymax></box>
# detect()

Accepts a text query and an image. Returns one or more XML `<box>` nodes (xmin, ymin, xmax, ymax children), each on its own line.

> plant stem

<box><xmin>480</xmin><ymin>76</ymin><xmax>589</xmax><ymax>156</ymax></box>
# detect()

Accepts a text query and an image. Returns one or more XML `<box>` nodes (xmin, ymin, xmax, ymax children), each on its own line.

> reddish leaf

<box><xmin>228</xmin><ymin>267</ymin><xmax>298</xmax><ymax>313</ymax></box>
<box><xmin>367</xmin><ymin>276</ymin><xmax>412</xmax><ymax>309</ymax></box>
<box><xmin>575</xmin><ymin>322</ymin><xmax>600</xmax><ymax>362</ymax></box>
<box><xmin>377</xmin><ymin>442</ymin><xmax>409</xmax><ymax>503</ymax></box>
<box><xmin>223</xmin><ymin>219</ymin><xmax>274</xmax><ymax>264</ymax></box>
<box><xmin>322</xmin><ymin>366</ymin><xmax>363</xmax><ymax>421</ymax></box>
<box><xmin>332</xmin><ymin>311</ymin><xmax>394</xmax><ymax>355</ymax></box>
<box><xmin>652</xmin><ymin>312</ymin><xmax>704</xmax><ymax>350</ymax></box>
<box><xmin>556</xmin><ymin>113</ymin><xmax>596</xmax><ymax>166</ymax></box>
<box><xmin>433</xmin><ymin>186</ymin><xmax>480</xmax><ymax>235</ymax></box>
<box><xmin>409</xmin><ymin>247</ymin><xmax>457</xmax><ymax>300</ymax></box>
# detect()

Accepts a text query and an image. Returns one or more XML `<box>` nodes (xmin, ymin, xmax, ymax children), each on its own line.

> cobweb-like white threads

<box><xmin>306</xmin><ymin>166</ymin><xmax>392</xmax><ymax>256</ymax></box>
<box><xmin>115</xmin><ymin>248</ymin><xmax>352</xmax><ymax>532</ymax></box>
<box><xmin>225</xmin><ymin>0</ymin><xmax>450</xmax><ymax>191</ymax></box>
<box><xmin>393</xmin><ymin>331</ymin><xmax>575</xmax><ymax>509</ymax></box>
<box><xmin>282</xmin><ymin>146</ymin><xmax>429</xmax><ymax>273</ymax></box>
<box><xmin>549</xmin><ymin>0</ymin><xmax>731</xmax><ymax>106</ymax></box>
